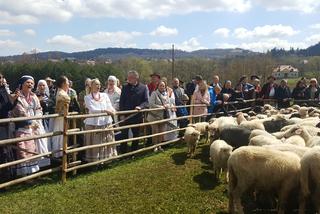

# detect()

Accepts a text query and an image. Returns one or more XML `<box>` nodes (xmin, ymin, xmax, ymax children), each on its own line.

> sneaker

<box><xmin>154</xmin><ymin>147</ymin><xmax>158</xmax><ymax>152</ymax></box>
<box><xmin>158</xmin><ymin>146</ymin><xmax>164</xmax><ymax>152</ymax></box>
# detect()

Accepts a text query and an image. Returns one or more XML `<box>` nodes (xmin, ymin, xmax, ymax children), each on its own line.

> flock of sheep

<box><xmin>184</xmin><ymin>104</ymin><xmax>320</xmax><ymax>214</ymax></box>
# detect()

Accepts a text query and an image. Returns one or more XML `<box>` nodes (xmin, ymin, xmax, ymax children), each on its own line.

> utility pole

<box><xmin>171</xmin><ymin>44</ymin><xmax>175</xmax><ymax>80</ymax></box>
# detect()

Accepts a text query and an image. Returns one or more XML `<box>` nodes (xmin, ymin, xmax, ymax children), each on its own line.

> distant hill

<box><xmin>0</xmin><ymin>47</ymin><xmax>258</xmax><ymax>62</ymax></box>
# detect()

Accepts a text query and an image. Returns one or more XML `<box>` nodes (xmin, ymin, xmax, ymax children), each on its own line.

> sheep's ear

<box><xmin>295</xmin><ymin>128</ymin><xmax>302</xmax><ymax>135</ymax></box>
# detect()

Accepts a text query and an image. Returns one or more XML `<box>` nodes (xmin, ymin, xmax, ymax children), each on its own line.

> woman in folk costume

<box><xmin>51</xmin><ymin>76</ymin><xmax>71</xmax><ymax>158</ymax></box>
<box><xmin>84</xmin><ymin>78</ymin><xmax>116</xmax><ymax>162</ymax></box>
<box><xmin>161</xmin><ymin>77</ymin><xmax>178</xmax><ymax>142</ymax></box>
<box><xmin>10</xmin><ymin>75</ymin><xmax>43</xmax><ymax>175</ymax></box>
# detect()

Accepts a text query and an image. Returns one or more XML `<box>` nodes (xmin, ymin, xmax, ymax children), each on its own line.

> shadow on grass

<box><xmin>193</xmin><ymin>171</ymin><xmax>219</xmax><ymax>191</ymax></box>
<box><xmin>194</xmin><ymin>144</ymin><xmax>211</xmax><ymax>165</ymax></box>
<box><xmin>171</xmin><ymin>151</ymin><xmax>188</xmax><ymax>165</ymax></box>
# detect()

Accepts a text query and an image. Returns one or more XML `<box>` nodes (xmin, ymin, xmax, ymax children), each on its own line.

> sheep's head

<box><xmin>208</xmin><ymin>124</ymin><xmax>220</xmax><ymax>140</ymax></box>
<box><xmin>292</xmin><ymin>104</ymin><xmax>301</xmax><ymax>111</ymax></box>
<box><xmin>192</xmin><ymin>130</ymin><xmax>201</xmax><ymax>140</ymax></box>
<box><xmin>299</xmin><ymin>107</ymin><xmax>309</xmax><ymax>118</ymax></box>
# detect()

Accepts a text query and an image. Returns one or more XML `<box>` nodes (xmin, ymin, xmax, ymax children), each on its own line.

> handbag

<box><xmin>157</xmin><ymin>93</ymin><xmax>170</xmax><ymax>119</ymax></box>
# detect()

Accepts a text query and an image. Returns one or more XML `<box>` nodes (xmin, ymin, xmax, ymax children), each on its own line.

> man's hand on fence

<box><xmin>135</xmin><ymin>106</ymin><xmax>141</xmax><ymax>111</ymax></box>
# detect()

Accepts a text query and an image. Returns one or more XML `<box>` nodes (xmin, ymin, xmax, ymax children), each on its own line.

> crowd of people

<box><xmin>0</xmin><ymin>70</ymin><xmax>319</xmax><ymax>181</ymax></box>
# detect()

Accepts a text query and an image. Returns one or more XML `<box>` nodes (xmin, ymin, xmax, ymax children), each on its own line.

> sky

<box><xmin>0</xmin><ymin>0</ymin><xmax>320</xmax><ymax>56</ymax></box>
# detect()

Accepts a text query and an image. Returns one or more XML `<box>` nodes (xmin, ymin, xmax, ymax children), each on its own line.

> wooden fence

<box><xmin>0</xmin><ymin>98</ymin><xmax>318</xmax><ymax>190</ymax></box>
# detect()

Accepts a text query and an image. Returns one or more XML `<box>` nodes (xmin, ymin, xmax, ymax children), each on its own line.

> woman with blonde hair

<box><xmin>192</xmin><ymin>81</ymin><xmax>210</xmax><ymax>123</ymax></box>
<box><xmin>84</xmin><ymin>78</ymin><xmax>117</xmax><ymax>162</ymax></box>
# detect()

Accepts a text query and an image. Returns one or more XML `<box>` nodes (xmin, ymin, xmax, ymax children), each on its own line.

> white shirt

<box><xmin>84</xmin><ymin>92</ymin><xmax>115</xmax><ymax>126</ymax></box>
<box><xmin>269</xmin><ymin>87</ymin><xmax>275</xmax><ymax>97</ymax></box>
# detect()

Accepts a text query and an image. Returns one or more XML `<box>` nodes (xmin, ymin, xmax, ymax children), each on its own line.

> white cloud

<box><xmin>254</xmin><ymin>0</ymin><xmax>320</xmax><ymax>13</ymax></box>
<box><xmin>0</xmin><ymin>29</ymin><xmax>15</xmax><ymax>36</ymax></box>
<box><xmin>309</xmin><ymin>23</ymin><xmax>320</xmax><ymax>29</ymax></box>
<box><xmin>216</xmin><ymin>38</ymin><xmax>307</xmax><ymax>52</ymax></box>
<box><xmin>0</xmin><ymin>0</ymin><xmax>251</xmax><ymax>25</ymax></box>
<box><xmin>0</xmin><ymin>11</ymin><xmax>38</xmax><ymax>25</ymax></box>
<box><xmin>305</xmin><ymin>34</ymin><xmax>320</xmax><ymax>44</ymax></box>
<box><xmin>46</xmin><ymin>35</ymin><xmax>87</xmax><ymax>51</ymax></box>
<box><xmin>24</xmin><ymin>29</ymin><xmax>36</xmax><ymax>36</ymax></box>
<box><xmin>149</xmin><ymin>37</ymin><xmax>205</xmax><ymax>51</ymax></box>
<box><xmin>46</xmin><ymin>31</ymin><xmax>142</xmax><ymax>51</ymax></box>
<box><xmin>0</xmin><ymin>1</ymin><xmax>72</xmax><ymax>23</ymax></box>
<box><xmin>150</xmin><ymin>25</ymin><xmax>178</xmax><ymax>36</ymax></box>
<box><xmin>213</xmin><ymin>28</ymin><xmax>230</xmax><ymax>38</ymax></box>
<box><xmin>82</xmin><ymin>31</ymin><xmax>142</xmax><ymax>46</ymax></box>
<box><xmin>233</xmin><ymin>25</ymin><xmax>299</xmax><ymax>39</ymax></box>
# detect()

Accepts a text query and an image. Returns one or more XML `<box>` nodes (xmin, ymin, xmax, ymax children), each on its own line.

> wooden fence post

<box><xmin>62</xmin><ymin>103</ymin><xmax>69</xmax><ymax>184</ymax></box>
<box><xmin>72</xmin><ymin>118</ymin><xmax>77</xmax><ymax>176</ymax></box>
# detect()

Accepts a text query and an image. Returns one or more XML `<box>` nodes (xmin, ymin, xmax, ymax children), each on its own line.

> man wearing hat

<box><xmin>147</xmin><ymin>73</ymin><xmax>160</xmax><ymax>96</ymax></box>
<box><xmin>261</xmin><ymin>75</ymin><xmax>278</xmax><ymax>99</ymax></box>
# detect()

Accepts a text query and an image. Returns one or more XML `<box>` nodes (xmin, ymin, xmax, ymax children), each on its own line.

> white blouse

<box><xmin>84</xmin><ymin>92</ymin><xmax>115</xmax><ymax>126</ymax></box>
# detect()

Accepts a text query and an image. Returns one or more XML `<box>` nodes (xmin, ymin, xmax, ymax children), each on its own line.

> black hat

<box><xmin>250</xmin><ymin>75</ymin><xmax>260</xmax><ymax>80</ymax></box>
<box><xmin>195</xmin><ymin>75</ymin><xmax>203</xmax><ymax>81</ymax></box>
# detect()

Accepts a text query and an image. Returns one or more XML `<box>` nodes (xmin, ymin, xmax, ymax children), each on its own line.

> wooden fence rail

<box><xmin>1</xmin><ymin>97</ymin><xmax>299</xmax><ymax>190</ymax></box>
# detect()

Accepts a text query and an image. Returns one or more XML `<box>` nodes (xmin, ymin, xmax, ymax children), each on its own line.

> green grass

<box><xmin>0</xmin><ymin>141</ymin><xmax>229</xmax><ymax>214</ymax></box>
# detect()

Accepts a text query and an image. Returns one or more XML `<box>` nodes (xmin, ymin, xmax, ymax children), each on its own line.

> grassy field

<box><xmin>0</xmin><ymin>141</ymin><xmax>229</xmax><ymax>214</ymax></box>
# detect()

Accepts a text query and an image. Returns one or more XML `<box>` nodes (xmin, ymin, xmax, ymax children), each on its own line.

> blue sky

<box><xmin>0</xmin><ymin>0</ymin><xmax>320</xmax><ymax>56</ymax></box>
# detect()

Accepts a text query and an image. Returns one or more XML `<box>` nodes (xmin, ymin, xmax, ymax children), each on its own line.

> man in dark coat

<box><xmin>119</xmin><ymin>70</ymin><xmax>149</xmax><ymax>153</ymax></box>
<box><xmin>0</xmin><ymin>74</ymin><xmax>19</xmax><ymax>182</ymax></box>
<box><xmin>275</xmin><ymin>79</ymin><xmax>291</xmax><ymax>108</ymax></box>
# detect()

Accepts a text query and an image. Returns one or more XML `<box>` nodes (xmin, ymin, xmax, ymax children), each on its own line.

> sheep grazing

<box><xmin>188</xmin><ymin>122</ymin><xmax>209</xmax><ymax>142</ymax></box>
<box><xmin>209</xmin><ymin>139</ymin><xmax>233</xmax><ymax>179</ymax></box>
<box><xmin>236</xmin><ymin>112</ymin><xmax>265</xmax><ymax>130</ymax></box>
<box><xmin>184</xmin><ymin>126</ymin><xmax>201</xmax><ymax>158</ymax></box>
<box><xmin>249</xmin><ymin>135</ymin><xmax>282</xmax><ymax>146</ymax></box>
<box><xmin>299</xmin><ymin>146</ymin><xmax>320</xmax><ymax>214</ymax></box>
<box><xmin>228</xmin><ymin>146</ymin><xmax>301</xmax><ymax>214</ymax></box>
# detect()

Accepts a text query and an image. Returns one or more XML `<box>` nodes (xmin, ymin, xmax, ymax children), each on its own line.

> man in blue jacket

<box><xmin>119</xmin><ymin>70</ymin><xmax>149</xmax><ymax>154</ymax></box>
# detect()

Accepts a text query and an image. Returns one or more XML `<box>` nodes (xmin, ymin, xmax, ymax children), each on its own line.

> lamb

<box><xmin>184</xmin><ymin>126</ymin><xmax>201</xmax><ymax>158</ymax></box>
<box><xmin>236</xmin><ymin>112</ymin><xmax>265</xmax><ymax>130</ymax></box>
<box><xmin>208</xmin><ymin>116</ymin><xmax>238</xmax><ymax>139</ymax></box>
<box><xmin>263</xmin><ymin>144</ymin><xmax>310</xmax><ymax>158</ymax></box>
<box><xmin>249</xmin><ymin>135</ymin><xmax>282</xmax><ymax>146</ymax></box>
<box><xmin>228</xmin><ymin>146</ymin><xmax>301</xmax><ymax>214</ymax></box>
<box><xmin>209</xmin><ymin>140</ymin><xmax>233</xmax><ymax>179</ymax></box>
<box><xmin>188</xmin><ymin>122</ymin><xmax>209</xmax><ymax>142</ymax></box>
<box><xmin>299</xmin><ymin>146</ymin><xmax>320</xmax><ymax>214</ymax></box>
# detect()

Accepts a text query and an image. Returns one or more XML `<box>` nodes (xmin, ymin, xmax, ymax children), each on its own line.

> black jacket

<box><xmin>0</xmin><ymin>86</ymin><xmax>16</xmax><ymax>119</ymax></box>
<box><xmin>119</xmin><ymin>82</ymin><xmax>148</xmax><ymax>123</ymax></box>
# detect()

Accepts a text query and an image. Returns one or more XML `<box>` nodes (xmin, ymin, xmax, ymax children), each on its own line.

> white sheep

<box><xmin>208</xmin><ymin>116</ymin><xmax>238</xmax><ymax>138</ymax></box>
<box><xmin>209</xmin><ymin>139</ymin><xmax>233</xmax><ymax>179</ymax></box>
<box><xmin>263</xmin><ymin>144</ymin><xmax>310</xmax><ymax>158</ymax></box>
<box><xmin>283</xmin><ymin>125</ymin><xmax>320</xmax><ymax>147</ymax></box>
<box><xmin>188</xmin><ymin>122</ymin><xmax>209</xmax><ymax>142</ymax></box>
<box><xmin>282</xmin><ymin>135</ymin><xmax>306</xmax><ymax>147</ymax></box>
<box><xmin>299</xmin><ymin>146</ymin><xmax>320</xmax><ymax>214</ymax></box>
<box><xmin>228</xmin><ymin>146</ymin><xmax>301</xmax><ymax>214</ymax></box>
<box><xmin>249</xmin><ymin>135</ymin><xmax>282</xmax><ymax>146</ymax></box>
<box><xmin>236</xmin><ymin>112</ymin><xmax>265</xmax><ymax>130</ymax></box>
<box><xmin>249</xmin><ymin>129</ymin><xmax>275</xmax><ymax>140</ymax></box>
<box><xmin>184</xmin><ymin>126</ymin><xmax>201</xmax><ymax>158</ymax></box>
